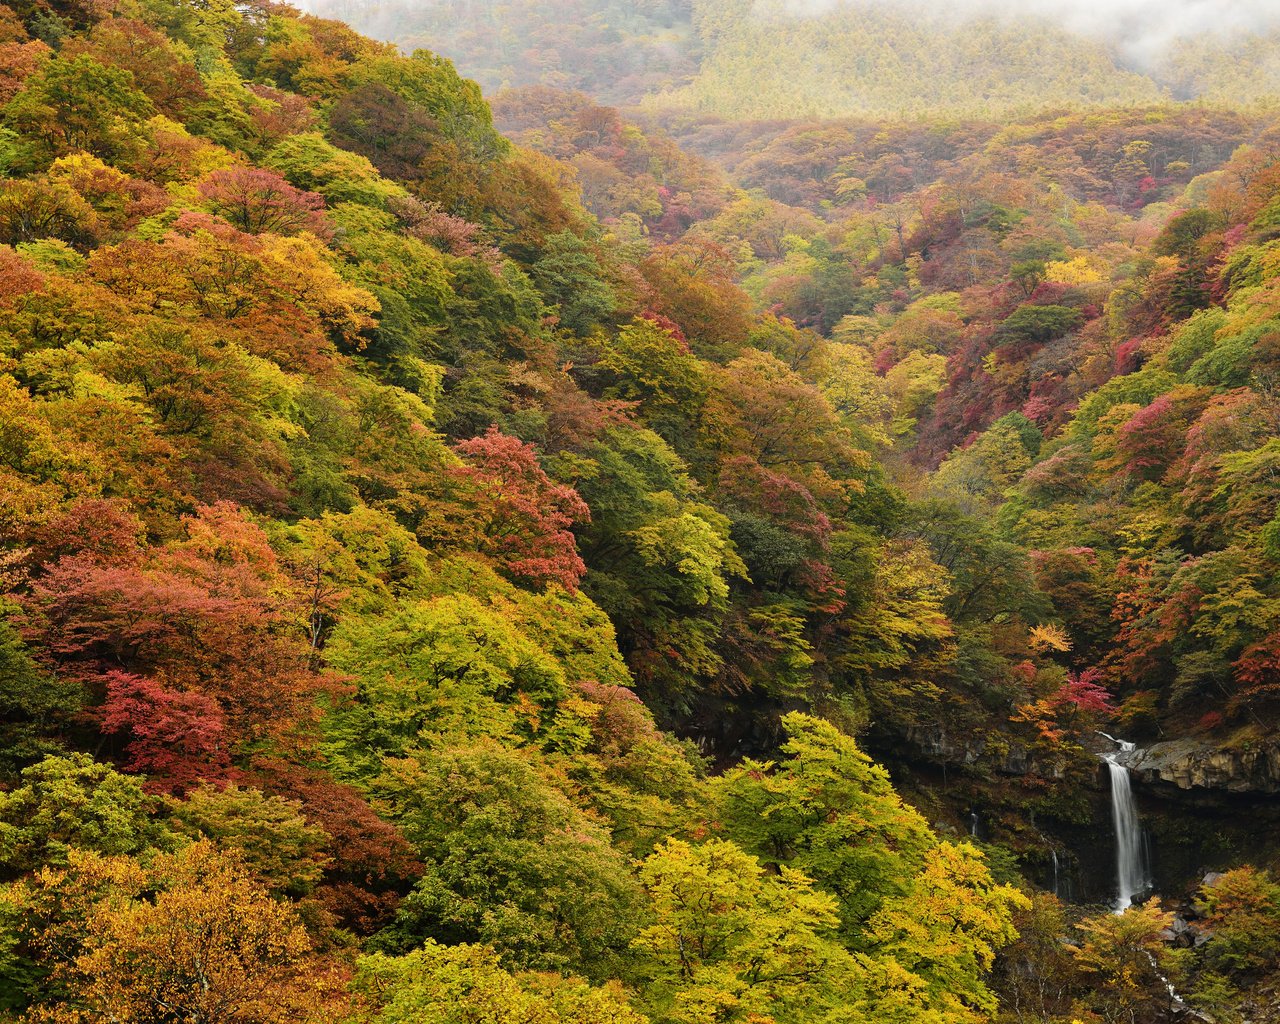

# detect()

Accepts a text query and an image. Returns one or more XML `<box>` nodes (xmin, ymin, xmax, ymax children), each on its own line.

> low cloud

<box><xmin>766</xmin><ymin>0</ymin><xmax>1280</xmax><ymax>67</ymax></box>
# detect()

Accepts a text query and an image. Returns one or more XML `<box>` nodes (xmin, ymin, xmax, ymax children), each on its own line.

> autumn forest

<box><xmin>3</xmin><ymin>0</ymin><xmax>1280</xmax><ymax>1021</ymax></box>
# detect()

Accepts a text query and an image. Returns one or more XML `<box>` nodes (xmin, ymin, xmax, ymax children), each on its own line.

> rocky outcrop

<box><xmin>902</xmin><ymin>724</ymin><xmax>1042</xmax><ymax>776</ymax></box>
<box><xmin>1117</xmin><ymin>738</ymin><xmax>1280</xmax><ymax>794</ymax></box>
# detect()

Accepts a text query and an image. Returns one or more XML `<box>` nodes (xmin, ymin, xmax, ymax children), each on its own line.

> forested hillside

<box><xmin>0</xmin><ymin>1</ymin><xmax>1031</xmax><ymax>1020</ymax></box>
<box><xmin>6</xmin><ymin>1</ymin><xmax>1280</xmax><ymax>1023</ymax></box>
<box><xmin>308</xmin><ymin>0</ymin><xmax>1280</xmax><ymax>119</ymax></box>
<box><xmin>308</xmin><ymin>0</ymin><xmax>699</xmax><ymax>104</ymax></box>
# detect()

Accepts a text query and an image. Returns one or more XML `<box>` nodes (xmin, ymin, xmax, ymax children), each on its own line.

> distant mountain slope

<box><xmin>304</xmin><ymin>0</ymin><xmax>1280</xmax><ymax>119</ymax></box>
<box><xmin>306</xmin><ymin>0</ymin><xmax>699</xmax><ymax>104</ymax></box>
<box><xmin>668</xmin><ymin>0</ymin><xmax>1163</xmax><ymax>118</ymax></box>
<box><xmin>1155</xmin><ymin>29</ymin><xmax>1280</xmax><ymax>104</ymax></box>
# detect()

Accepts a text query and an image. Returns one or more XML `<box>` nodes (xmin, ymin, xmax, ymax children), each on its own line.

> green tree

<box><xmin>265</xmin><ymin>132</ymin><xmax>410</xmax><ymax>209</ymax></box>
<box><xmin>868</xmin><ymin>841</ymin><xmax>1028</xmax><ymax>1020</ymax></box>
<box><xmin>930</xmin><ymin>413</ymin><xmax>1041</xmax><ymax>513</ymax></box>
<box><xmin>3</xmin><ymin>54</ymin><xmax>154</xmax><ymax>168</ymax></box>
<box><xmin>993</xmin><ymin>305</ymin><xmax>1083</xmax><ymax>350</ymax></box>
<box><xmin>352</xmin><ymin>49</ymin><xmax>507</xmax><ymax>163</ymax></box>
<box><xmin>0</xmin><ymin>754</ymin><xmax>171</xmax><ymax>877</ymax></box>
<box><xmin>713</xmin><ymin>712</ymin><xmax>934</xmax><ymax>933</ymax></box>
<box><xmin>167</xmin><ymin>783</ymin><xmax>331</xmax><ymax>896</ymax></box>
<box><xmin>353</xmin><ymin>942</ymin><xmax>647</xmax><ymax>1024</ymax></box>
<box><xmin>571</xmin><ymin>426</ymin><xmax>745</xmax><ymax>708</ymax></box>
<box><xmin>372</xmin><ymin>744</ymin><xmax>643</xmax><ymax>979</ymax></box>
<box><xmin>0</xmin><ymin>621</ymin><xmax>80</xmax><ymax>777</ymax></box>
<box><xmin>597</xmin><ymin>318</ymin><xmax>709</xmax><ymax>452</ymax></box>
<box><xmin>322</xmin><ymin>594</ymin><xmax>592</xmax><ymax>778</ymax></box>
<box><xmin>531</xmin><ymin>230</ymin><xmax>617</xmax><ymax>335</ymax></box>
<box><xmin>632</xmin><ymin>836</ymin><xmax>858</xmax><ymax>1023</ymax></box>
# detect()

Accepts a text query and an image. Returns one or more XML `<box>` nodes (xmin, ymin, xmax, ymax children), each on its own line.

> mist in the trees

<box><xmin>759</xmin><ymin>0</ymin><xmax>1280</xmax><ymax>67</ymax></box>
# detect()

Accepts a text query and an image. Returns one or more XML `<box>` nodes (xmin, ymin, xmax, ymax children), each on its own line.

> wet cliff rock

<box><xmin>901</xmin><ymin>724</ymin><xmax>1044</xmax><ymax>776</ymax></box>
<box><xmin>1117</xmin><ymin>738</ymin><xmax>1280</xmax><ymax>795</ymax></box>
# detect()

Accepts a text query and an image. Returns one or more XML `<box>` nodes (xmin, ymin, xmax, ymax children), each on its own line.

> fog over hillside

<box><xmin>296</xmin><ymin>0</ymin><xmax>1280</xmax><ymax>119</ymax></box>
<box><xmin>766</xmin><ymin>0</ymin><xmax>1280</xmax><ymax>67</ymax></box>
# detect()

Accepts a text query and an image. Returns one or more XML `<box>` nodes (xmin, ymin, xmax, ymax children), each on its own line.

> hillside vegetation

<box><xmin>668</xmin><ymin>0</ymin><xmax>1163</xmax><ymax>119</ymax></box>
<box><xmin>6</xmin><ymin>1</ymin><xmax>1280</xmax><ymax>1023</ymax></box>
<box><xmin>310</xmin><ymin>0</ymin><xmax>1280</xmax><ymax>120</ymax></box>
<box><xmin>498</xmin><ymin>82</ymin><xmax>1280</xmax><ymax>756</ymax></box>
<box><xmin>308</xmin><ymin>0</ymin><xmax>700</xmax><ymax>105</ymax></box>
<box><xmin>0</xmin><ymin>0</ymin><xmax>1040</xmax><ymax>1020</ymax></box>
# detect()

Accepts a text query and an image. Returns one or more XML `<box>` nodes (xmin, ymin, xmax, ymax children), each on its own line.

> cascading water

<box><xmin>1098</xmin><ymin>733</ymin><xmax>1149</xmax><ymax>912</ymax></box>
<box><xmin>1096</xmin><ymin>737</ymin><xmax>1192</xmax><ymax>1013</ymax></box>
<box><xmin>1143</xmin><ymin>951</ymin><xmax>1188</xmax><ymax>1011</ymax></box>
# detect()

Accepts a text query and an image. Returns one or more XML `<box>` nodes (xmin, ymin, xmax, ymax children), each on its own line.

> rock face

<box><xmin>1117</xmin><ymin>738</ymin><xmax>1280</xmax><ymax>794</ymax></box>
<box><xmin>902</xmin><ymin>724</ymin><xmax>1042</xmax><ymax>776</ymax></box>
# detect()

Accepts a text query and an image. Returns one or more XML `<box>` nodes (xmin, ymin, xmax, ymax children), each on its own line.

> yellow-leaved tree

<box><xmin>5</xmin><ymin>841</ymin><xmax>339</xmax><ymax>1023</ymax></box>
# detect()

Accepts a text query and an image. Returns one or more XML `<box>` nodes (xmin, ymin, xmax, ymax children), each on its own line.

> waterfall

<box><xmin>1096</xmin><ymin>739</ymin><xmax>1193</xmax><ymax>1012</ymax></box>
<box><xmin>969</xmin><ymin>812</ymin><xmax>979</xmax><ymax>837</ymax></box>
<box><xmin>1099</xmin><ymin>734</ymin><xmax>1148</xmax><ymax>912</ymax></box>
<box><xmin>1051</xmin><ymin>849</ymin><xmax>1060</xmax><ymax>898</ymax></box>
